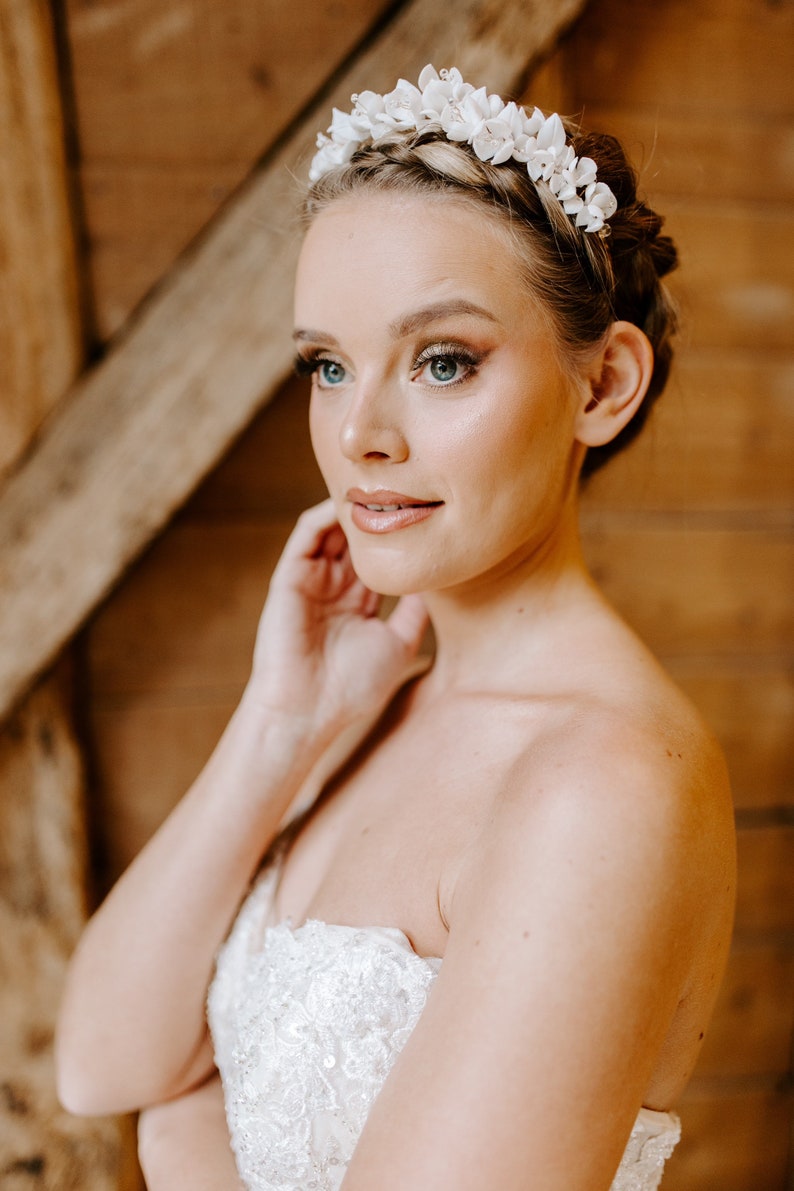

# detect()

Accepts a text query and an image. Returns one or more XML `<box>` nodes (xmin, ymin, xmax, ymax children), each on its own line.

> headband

<box><xmin>309</xmin><ymin>65</ymin><xmax>618</xmax><ymax>234</ymax></box>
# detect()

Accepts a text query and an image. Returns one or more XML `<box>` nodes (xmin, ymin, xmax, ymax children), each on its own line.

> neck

<box><xmin>420</xmin><ymin>501</ymin><xmax>599</xmax><ymax>692</ymax></box>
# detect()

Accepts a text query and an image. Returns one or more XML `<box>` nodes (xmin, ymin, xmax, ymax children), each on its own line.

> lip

<box><xmin>346</xmin><ymin>487</ymin><xmax>443</xmax><ymax>534</ymax></box>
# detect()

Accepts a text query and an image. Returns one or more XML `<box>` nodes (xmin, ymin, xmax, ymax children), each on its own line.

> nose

<box><xmin>338</xmin><ymin>380</ymin><xmax>409</xmax><ymax>463</ymax></box>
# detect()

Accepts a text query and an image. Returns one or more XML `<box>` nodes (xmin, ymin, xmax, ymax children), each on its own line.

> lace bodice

<box><xmin>207</xmin><ymin>869</ymin><xmax>680</xmax><ymax>1191</ymax></box>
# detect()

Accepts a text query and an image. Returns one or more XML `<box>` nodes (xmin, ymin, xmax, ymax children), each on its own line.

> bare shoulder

<box><xmin>450</xmin><ymin>650</ymin><xmax>735</xmax><ymax>970</ymax></box>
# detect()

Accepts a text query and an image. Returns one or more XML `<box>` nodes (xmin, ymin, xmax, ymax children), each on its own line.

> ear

<box><xmin>574</xmin><ymin>321</ymin><xmax>654</xmax><ymax>448</ymax></box>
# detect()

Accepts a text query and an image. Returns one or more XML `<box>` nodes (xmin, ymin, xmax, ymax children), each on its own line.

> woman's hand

<box><xmin>247</xmin><ymin>499</ymin><xmax>429</xmax><ymax>740</ymax></box>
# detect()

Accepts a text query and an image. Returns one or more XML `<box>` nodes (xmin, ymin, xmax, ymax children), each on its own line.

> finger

<box><xmin>292</xmin><ymin>500</ymin><xmax>340</xmax><ymax>554</ymax></box>
<box><xmin>361</xmin><ymin>586</ymin><xmax>382</xmax><ymax>618</ymax></box>
<box><xmin>385</xmin><ymin>593</ymin><xmax>429</xmax><ymax>653</ymax></box>
<box><xmin>273</xmin><ymin>501</ymin><xmax>340</xmax><ymax>574</ymax></box>
<box><xmin>315</xmin><ymin>522</ymin><xmax>349</xmax><ymax>561</ymax></box>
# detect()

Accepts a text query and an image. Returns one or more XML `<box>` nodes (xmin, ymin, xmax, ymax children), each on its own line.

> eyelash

<box><xmin>294</xmin><ymin>343</ymin><xmax>483</xmax><ymax>389</ymax></box>
<box><xmin>412</xmin><ymin>342</ymin><xmax>482</xmax><ymax>388</ymax></box>
<box><xmin>293</xmin><ymin>350</ymin><xmax>333</xmax><ymax>379</ymax></box>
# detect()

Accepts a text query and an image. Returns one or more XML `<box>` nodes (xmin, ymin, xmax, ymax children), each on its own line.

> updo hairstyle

<box><xmin>303</xmin><ymin>122</ymin><xmax>678</xmax><ymax>477</ymax></box>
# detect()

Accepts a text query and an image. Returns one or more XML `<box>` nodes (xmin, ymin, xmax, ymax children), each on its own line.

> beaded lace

<box><xmin>208</xmin><ymin>869</ymin><xmax>680</xmax><ymax>1190</ymax></box>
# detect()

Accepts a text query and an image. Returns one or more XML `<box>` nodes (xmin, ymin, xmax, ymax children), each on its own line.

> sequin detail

<box><xmin>208</xmin><ymin>871</ymin><xmax>680</xmax><ymax>1190</ymax></box>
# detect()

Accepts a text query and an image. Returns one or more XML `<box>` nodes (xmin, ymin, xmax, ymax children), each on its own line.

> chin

<box><xmin>348</xmin><ymin>546</ymin><xmax>428</xmax><ymax>597</ymax></box>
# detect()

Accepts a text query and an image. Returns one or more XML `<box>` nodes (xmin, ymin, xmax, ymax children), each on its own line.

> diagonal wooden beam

<box><xmin>0</xmin><ymin>0</ymin><xmax>588</xmax><ymax>721</ymax></box>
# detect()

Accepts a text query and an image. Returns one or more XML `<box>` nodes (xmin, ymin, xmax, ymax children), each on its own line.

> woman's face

<box><xmin>294</xmin><ymin>192</ymin><xmax>586</xmax><ymax>597</ymax></box>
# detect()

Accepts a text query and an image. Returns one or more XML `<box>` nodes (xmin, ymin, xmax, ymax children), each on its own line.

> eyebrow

<box><xmin>293</xmin><ymin>327</ymin><xmax>339</xmax><ymax>346</ymax></box>
<box><xmin>293</xmin><ymin>299</ymin><xmax>499</xmax><ymax>347</ymax></box>
<box><xmin>388</xmin><ymin>300</ymin><xmax>499</xmax><ymax>338</ymax></box>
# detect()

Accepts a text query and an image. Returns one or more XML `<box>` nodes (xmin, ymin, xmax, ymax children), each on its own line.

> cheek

<box><xmin>308</xmin><ymin>395</ymin><xmax>337</xmax><ymax>479</ymax></box>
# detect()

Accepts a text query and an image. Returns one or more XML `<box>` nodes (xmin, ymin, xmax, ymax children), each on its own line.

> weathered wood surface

<box><xmin>0</xmin><ymin>0</ymin><xmax>81</xmax><ymax>477</ymax></box>
<box><xmin>64</xmin><ymin>0</ymin><xmax>391</xmax><ymax>335</ymax></box>
<box><xmin>695</xmin><ymin>943</ymin><xmax>794</xmax><ymax>1079</ymax></box>
<box><xmin>0</xmin><ymin>0</ymin><xmax>588</xmax><ymax>724</ymax></box>
<box><xmin>0</xmin><ymin>671</ymin><xmax>140</xmax><ymax>1190</ymax></box>
<box><xmin>548</xmin><ymin>6</ymin><xmax>794</xmax><ymax>1178</ymax></box>
<box><xmin>663</xmin><ymin>1083</ymin><xmax>792</xmax><ymax>1191</ymax></box>
<box><xmin>0</xmin><ymin>4</ymin><xmax>141</xmax><ymax>1184</ymax></box>
<box><xmin>585</xmin><ymin>354</ymin><xmax>794</xmax><ymax>512</ymax></box>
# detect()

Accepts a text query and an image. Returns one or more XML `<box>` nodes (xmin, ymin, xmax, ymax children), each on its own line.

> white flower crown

<box><xmin>309</xmin><ymin>65</ymin><xmax>618</xmax><ymax>235</ymax></box>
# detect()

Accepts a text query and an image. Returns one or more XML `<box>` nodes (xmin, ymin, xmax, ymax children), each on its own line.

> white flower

<box><xmin>576</xmin><ymin>181</ymin><xmax>619</xmax><ymax>232</ymax></box>
<box><xmin>418</xmin><ymin>64</ymin><xmax>473</xmax><ymax>124</ymax></box>
<box><xmin>308</xmin><ymin>134</ymin><xmax>355</xmax><ymax>182</ymax></box>
<box><xmin>328</xmin><ymin>105</ymin><xmax>370</xmax><ymax>145</ymax></box>
<box><xmin>352</xmin><ymin>90</ymin><xmax>386</xmax><ymax>123</ymax></box>
<box><xmin>308</xmin><ymin>64</ymin><xmax>618</xmax><ymax>235</ymax></box>
<box><xmin>439</xmin><ymin>86</ymin><xmax>496</xmax><ymax>142</ymax></box>
<box><xmin>382</xmin><ymin>80</ymin><xmax>424</xmax><ymax>130</ymax></box>
<box><xmin>472</xmin><ymin>115</ymin><xmax>521</xmax><ymax>164</ymax></box>
<box><xmin>527</xmin><ymin>113</ymin><xmax>576</xmax><ymax>182</ymax></box>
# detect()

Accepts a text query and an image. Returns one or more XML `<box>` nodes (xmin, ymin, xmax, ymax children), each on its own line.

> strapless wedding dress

<box><xmin>208</xmin><ymin>868</ymin><xmax>680</xmax><ymax>1191</ymax></box>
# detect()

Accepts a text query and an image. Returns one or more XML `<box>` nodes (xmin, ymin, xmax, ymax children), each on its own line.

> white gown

<box><xmin>208</xmin><ymin>868</ymin><xmax>680</xmax><ymax>1191</ymax></box>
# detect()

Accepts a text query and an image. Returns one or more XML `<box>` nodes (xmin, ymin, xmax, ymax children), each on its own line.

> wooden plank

<box><xmin>567</xmin><ymin>0</ymin><xmax>794</xmax><ymax>119</ymax></box>
<box><xmin>66</xmin><ymin>0</ymin><xmax>392</xmax><ymax>335</ymax></box>
<box><xmin>735</xmin><ymin>825</ymin><xmax>794</xmax><ymax>937</ymax></box>
<box><xmin>77</xmin><ymin>160</ymin><xmax>243</xmax><ymax>338</ymax></box>
<box><xmin>665</xmin><ymin>663</ymin><xmax>794</xmax><ymax>811</ymax></box>
<box><xmin>0</xmin><ymin>0</ymin><xmax>590</xmax><ymax>722</ymax></box>
<box><xmin>0</xmin><ymin>0</ymin><xmax>81</xmax><ymax>476</ymax></box>
<box><xmin>0</xmin><ymin>4</ymin><xmax>140</xmax><ymax>1183</ymax></box>
<box><xmin>562</xmin><ymin>107</ymin><xmax>794</xmax><ymax>204</ymax></box>
<box><xmin>0</xmin><ymin>672</ymin><xmax>140</xmax><ymax>1190</ymax></box>
<box><xmin>695</xmin><ymin>943</ymin><xmax>794</xmax><ymax>1079</ymax></box>
<box><xmin>85</xmin><ymin>522</ymin><xmax>293</xmax><ymax>697</ymax></box>
<box><xmin>664</xmin><ymin>205</ymin><xmax>794</xmax><ymax>354</ymax></box>
<box><xmin>88</xmin><ymin>698</ymin><xmax>237</xmax><ymax>883</ymax></box>
<box><xmin>663</xmin><ymin>1083</ymin><xmax>792</xmax><ymax>1191</ymax></box>
<box><xmin>64</xmin><ymin>0</ymin><xmax>392</xmax><ymax>164</ymax></box>
<box><xmin>581</xmin><ymin>523</ymin><xmax>793</xmax><ymax>656</ymax></box>
<box><xmin>583</xmin><ymin>353</ymin><xmax>794</xmax><ymax>512</ymax></box>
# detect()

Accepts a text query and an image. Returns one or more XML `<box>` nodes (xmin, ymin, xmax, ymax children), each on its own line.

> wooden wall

<box><xmin>528</xmin><ymin>4</ymin><xmax>794</xmax><ymax>1187</ymax></box>
<box><xmin>6</xmin><ymin>0</ymin><xmax>790</xmax><ymax>1186</ymax></box>
<box><xmin>63</xmin><ymin>0</ymin><xmax>391</xmax><ymax>340</ymax></box>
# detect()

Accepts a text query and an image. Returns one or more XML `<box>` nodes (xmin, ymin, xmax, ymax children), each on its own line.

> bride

<box><xmin>56</xmin><ymin>66</ymin><xmax>735</xmax><ymax>1190</ymax></box>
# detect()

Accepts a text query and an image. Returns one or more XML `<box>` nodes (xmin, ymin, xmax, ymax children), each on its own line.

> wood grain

<box><xmin>735</xmin><ymin>826</ymin><xmax>794</xmax><ymax>937</ymax></box>
<box><xmin>694</xmin><ymin>943</ymin><xmax>794</xmax><ymax>1079</ymax></box>
<box><xmin>582</xmin><ymin>521</ymin><xmax>793</xmax><ymax>656</ymax></box>
<box><xmin>666</xmin><ymin>663</ymin><xmax>794</xmax><ymax>810</ymax></box>
<box><xmin>0</xmin><ymin>0</ymin><xmax>81</xmax><ymax>476</ymax></box>
<box><xmin>0</xmin><ymin>671</ymin><xmax>140</xmax><ymax>1190</ymax></box>
<box><xmin>664</xmin><ymin>1083</ymin><xmax>792</xmax><ymax>1191</ymax></box>
<box><xmin>65</xmin><ymin>0</ymin><xmax>391</xmax><ymax>335</ymax></box>
<box><xmin>568</xmin><ymin>0</ymin><xmax>794</xmax><ymax>118</ymax></box>
<box><xmin>583</xmin><ymin>353</ymin><xmax>794</xmax><ymax>512</ymax></box>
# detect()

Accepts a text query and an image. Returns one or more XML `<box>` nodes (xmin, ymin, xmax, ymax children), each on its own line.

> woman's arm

<box><xmin>342</xmin><ymin>719</ymin><xmax>734</xmax><ymax>1191</ymax></box>
<box><xmin>56</xmin><ymin>501</ymin><xmax>428</xmax><ymax>1117</ymax></box>
<box><xmin>138</xmin><ymin>1074</ymin><xmax>244</xmax><ymax>1191</ymax></box>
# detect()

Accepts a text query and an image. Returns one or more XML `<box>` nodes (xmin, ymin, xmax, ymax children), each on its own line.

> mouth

<box><xmin>346</xmin><ymin>488</ymin><xmax>443</xmax><ymax>534</ymax></box>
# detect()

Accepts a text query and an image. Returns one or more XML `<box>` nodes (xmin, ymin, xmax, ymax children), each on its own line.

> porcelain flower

<box><xmin>308</xmin><ymin>65</ymin><xmax>618</xmax><ymax>235</ymax></box>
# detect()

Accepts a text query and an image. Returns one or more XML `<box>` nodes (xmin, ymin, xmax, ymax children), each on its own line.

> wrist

<box><xmin>233</xmin><ymin>683</ymin><xmax>343</xmax><ymax>771</ymax></box>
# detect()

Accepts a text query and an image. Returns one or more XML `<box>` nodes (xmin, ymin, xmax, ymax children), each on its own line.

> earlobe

<box><xmin>575</xmin><ymin>322</ymin><xmax>654</xmax><ymax>448</ymax></box>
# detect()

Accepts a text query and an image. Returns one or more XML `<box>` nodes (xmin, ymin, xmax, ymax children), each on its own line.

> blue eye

<box><xmin>318</xmin><ymin>359</ymin><xmax>347</xmax><ymax>386</ymax></box>
<box><xmin>429</xmin><ymin>356</ymin><xmax>460</xmax><ymax>382</ymax></box>
<box><xmin>415</xmin><ymin>345</ymin><xmax>480</xmax><ymax>387</ymax></box>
